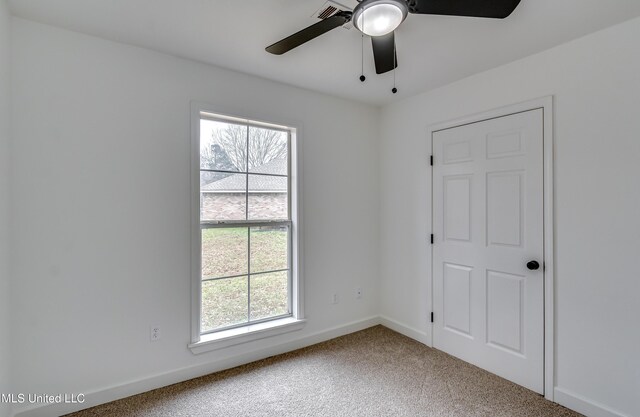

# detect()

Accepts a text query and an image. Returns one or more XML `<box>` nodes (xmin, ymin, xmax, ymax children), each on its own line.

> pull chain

<box><xmin>359</xmin><ymin>33</ymin><xmax>366</xmax><ymax>82</ymax></box>
<box><xmin>359</xmin><ymin>11</ymin><xmax>366</xmax><ymax>82</ymax></box>
<box><xmin>392</xmin><ymin>33</ymin><xmax>398</xmax><ymax>94</ymax></box>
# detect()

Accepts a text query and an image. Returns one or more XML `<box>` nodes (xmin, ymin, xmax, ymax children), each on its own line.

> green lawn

<box><xmin>201</xmin><ymin>227</ymin><xmax>289</xmax><ymax>332</ymax></box>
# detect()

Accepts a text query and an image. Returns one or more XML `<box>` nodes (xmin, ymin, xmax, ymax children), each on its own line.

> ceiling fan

<box><xmin>266</xmin><ymin>0</ymin><xmax>522</xmax><ymax>75</ymax></box>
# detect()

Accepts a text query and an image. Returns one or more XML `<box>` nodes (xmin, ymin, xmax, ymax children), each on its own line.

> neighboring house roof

<box><xmin>201</xmin><ymin>159</ymin><xmax>287</xmax><ymax>192</ymax></box>
<box><xmin>251</xmin><ymin>158</ymin><xmax>287</xmax><ymax>176</ymax></box>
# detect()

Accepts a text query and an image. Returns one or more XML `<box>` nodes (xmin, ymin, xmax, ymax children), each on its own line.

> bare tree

<box><xmin>214</xmin><ymin>125</ymin><xmax>287</xmax><ymax>172</ymax></box>
<box><xmin>247</xmin><ymin>127</ymin><xmax>288</xmax><ymax>170</ymax></box>
<box><xmin>214</xmin><ymin>124</ymin><xmax>248</xmax><ymax>171</ymax></box>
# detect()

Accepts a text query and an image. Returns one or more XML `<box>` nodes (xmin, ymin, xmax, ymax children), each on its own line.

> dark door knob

<box><xmin>527</xmin><ymin>260</ymin><xmax>540</xmax><ymax>271</ymax></box>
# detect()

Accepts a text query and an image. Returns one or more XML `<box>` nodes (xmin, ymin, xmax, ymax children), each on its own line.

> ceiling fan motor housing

<box><xmin>352</xmin><ymin>0</ymin><xmax>409</xmax><ymax>37</ymax></box>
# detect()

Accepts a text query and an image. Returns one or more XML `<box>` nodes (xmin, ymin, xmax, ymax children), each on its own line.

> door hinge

<box><xmin>430</xmin><ymin>312</ymin><xmax>434</xmax><ymax>323</ymax></box>
<box><xmin>430</xmin><ymin>234</ymin><xmax>434</xmax><ymax>244</ymax></box>
<box><xmin>430</xmin><ymin>155</ymin><xmax>433</xmax><ymax>166</ymax></box>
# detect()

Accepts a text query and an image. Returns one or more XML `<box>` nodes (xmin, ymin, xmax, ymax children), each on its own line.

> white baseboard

<box><xmin>13</xmin><ymin>316</ymin><xmax>380</xmax><ymax>417</ymax></box>
<box><xmin>17</xmin><ymin>317</ymin><xmax>626</xmax><ymax>417</ymax></box>
<box><xmin>554</xmin><ymin>387</ymin><xmax>632</xmax><ymax>417</ymax></box>
<box><xmin>378</xmin><ymin>315</ymin><xmax>430</xmax><ymax>346</ymax></box>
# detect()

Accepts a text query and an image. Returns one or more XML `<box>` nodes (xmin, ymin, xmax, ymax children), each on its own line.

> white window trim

<box><xmin>189</xmin><ymin>102</ymin><xmax>305</xmax><ymax>354</ymax></box>
<box><xmin>188</xmin><ymin>317</ymin><xmax>307</xmax><ymax>354</ymax></box>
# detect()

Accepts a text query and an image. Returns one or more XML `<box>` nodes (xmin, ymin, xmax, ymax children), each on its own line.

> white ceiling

<box><xmin>9</xmin><ymin>0</ymin><xmax>640</xmax><ymax>106</ymax></box>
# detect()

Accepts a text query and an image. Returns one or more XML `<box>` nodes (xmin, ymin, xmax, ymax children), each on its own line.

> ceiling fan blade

<box><xmin>408</xmin><ymin>0</ymin><xmax>521</xmax><ymax>19</ymax></box>
<box><xmin>266</xmin><ymin>12</ymin><xmax>351</xmax><ymax>55</ymax></box>
<box><xmin>371</xmin><ymin>32</ymin><xmax>397</xmax><ymax>75</ymax></box>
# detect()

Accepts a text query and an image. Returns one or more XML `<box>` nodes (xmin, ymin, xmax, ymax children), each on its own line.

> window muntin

<box><xmin>198</xmin><ymin>115</ymin><xmax>292</xmax><ymax>335</ymax></box>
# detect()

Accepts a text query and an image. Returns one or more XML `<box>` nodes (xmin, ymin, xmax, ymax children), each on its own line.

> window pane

<box><xmin>201</xmin><ymin>276</ymin><xmax>249</xmax><ymax>332</ymax></box>
<box><xmin>248</xmin><ymin>174</ymin><xmax>288</xmax><ymax>220</ymax></box>
<box><xmin>248</xmin><ymin>127</ymin><xmax>288</xmax><ymax>175</ymax></box>
<box><xmin>200</xmin><ymin>120</ymin><xmax>246</xmax><ymax>171</ymax></box>
<box><xmin>201</xmin><ymin>172</ymin><xmax>247</xmax><ymax>221</ymax></box>
<box><xmin>250</xmin><ymin>225</ymin><xmax>288</xmax><ymax>274</ymax></box>
<box><xmin>198</xmin><ymin>114</ymin><xmax>294</xmax><ymax>337</ymax></box>
<box><xmin>201</xmin><ymin>228</ymin><xmax>248</xmax><ymax>279</ymax></box>
<box><xmin>250</xmin><ymin>271</ymin><xmax>289</xmax><ymax>321</ymax></box>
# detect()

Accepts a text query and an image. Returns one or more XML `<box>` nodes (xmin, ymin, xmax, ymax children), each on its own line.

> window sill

<box><xmin>188</xmin><ymin>317</ymin><xmax>306</xmax><ymax>354</ymax></box>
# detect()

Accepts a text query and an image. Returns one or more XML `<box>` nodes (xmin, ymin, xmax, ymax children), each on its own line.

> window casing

<box><xmin>190</xmin><ymin>106</ymin><xmax>303</xmax><ymax>351</ymax></box>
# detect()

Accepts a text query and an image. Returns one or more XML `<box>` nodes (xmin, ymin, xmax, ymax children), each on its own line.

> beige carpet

<box><xmin>66</xmin><ymin>326</ymin><xmax>581</xmax><ymax>417</ymax></box>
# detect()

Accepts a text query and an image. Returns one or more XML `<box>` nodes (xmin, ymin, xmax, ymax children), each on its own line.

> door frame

<box><xmin>426</xmin><ymin>96</ymin><xmax>554</xmax><ymax>400</ymax></box>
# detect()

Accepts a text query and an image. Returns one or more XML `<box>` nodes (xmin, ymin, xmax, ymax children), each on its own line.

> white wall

<box><xmin>0</xmin><ymin>0</ymin><xmax>12</xmax><ymax>416</ymax></box>
<box><xmin>9</xmin><ymin>8</ymin><xmax>640</xmax><ymax>417</ymax></box>
<box><xmin>10</xmin><ymin>18</ymin><xmax>379</xmax><ymax>416</ymax></box>
<box><xmin>379</xmin><ymin>16</ymin><xmax>640</xmax><ymax>417</ymax></box>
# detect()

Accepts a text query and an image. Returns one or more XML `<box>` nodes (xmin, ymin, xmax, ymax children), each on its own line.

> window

<box><xmin>190</xmin><ymin>107</ymin><xmax>303</xmax><ymax>352</ymax></box>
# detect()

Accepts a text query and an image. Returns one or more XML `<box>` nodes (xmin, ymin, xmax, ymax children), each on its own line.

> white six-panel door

<box><xmin>432</xmin><ymin>109</ymin><xmax>544</xmax><ymax>393</ymax></box>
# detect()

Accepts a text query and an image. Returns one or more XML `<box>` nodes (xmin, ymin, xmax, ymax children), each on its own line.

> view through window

<box><xmin>198</xmin><ymin>115</ymin><xmax>292</xmax><ymax>334</ymax></box>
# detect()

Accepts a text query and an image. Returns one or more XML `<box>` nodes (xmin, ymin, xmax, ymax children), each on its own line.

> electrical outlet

<box><xmin>356</xmin><ymin>287</ymin><xmax>363</xmax><ymax>299</ymax></box>
<box><xmin>150</xmin><ymin>325</ymin><xmax>161</xmax><ymax>342</ymax></box>
<box><xmin>331</xmin><ymin>293</ymin><xmax>339</xmax><ymax>304</ymax></box>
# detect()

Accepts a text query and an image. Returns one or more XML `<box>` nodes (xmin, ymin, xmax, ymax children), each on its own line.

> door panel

<box><xmin>443</xmin><ymin>140</ymin><xmax>473</xmax><ymax>164</ymax></box>
<box><xmin>486</xmin><ymin>130</ymin><xmax>525</xmax><ymax>159</ymax></box>
<box><xmin>487</xmin><ymin>171</ymin><xmax>523</xmax><ymax>247</ymax></box>
<box><xmin>443</xmin><ymin>263</ymin><xmax>473</xmax><ymax>337</ymax></box>
<box><xmin>433</xmin><ymin>109</ymin><xmax>544</xmax><ymax>394</ymax></box>
<box><xmin>444</xmin><ymin>175</ymin><xmax>472</xmax><ymax>242</ymax></box>
<box><xmin>486</xmin><ymin>269</ymin><xmax>525</xmax><ymax>355</ymax></box>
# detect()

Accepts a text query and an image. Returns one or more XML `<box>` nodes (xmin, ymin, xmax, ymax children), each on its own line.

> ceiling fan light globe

<box><xmin>353</xmin><ymin>0</ymin><xmax>408</xmax><ymax>37</ymax></box>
